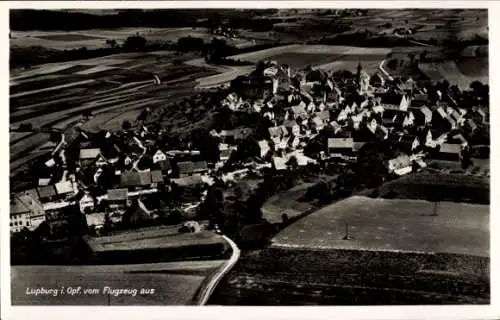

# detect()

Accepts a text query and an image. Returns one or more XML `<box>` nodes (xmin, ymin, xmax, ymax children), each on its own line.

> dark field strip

<box><xmin>89</xmin><ymin>67</ymin><xmax>153</xmax><ymax>79</ymax></box>
<box><xmin>10</xmin><ymin>74</ymin><xmax>80</xmax><ymax>95</ymax></box>
<box><xmin>235</xmin><ymin>248</ymin><xmax>489</xmax><ymax>281</ymax></box>
<box><xmin>52</xmin><ymin>64</ymin><xmax>96</xmax><ymax>75</ymax></box>
<box><xmin>208</xmin><ymin>248</ymin><xmax>489</xmax><ymax>305</ymax></box>
<box><xmin>35</xmin><ymin>34</ymin><xmax>104</xmax><ymax>41</ymax></box>
<box><xmin>209</xmin><ymin>278</ymin><xmax>489</xmax><ymax>305</ymax></box>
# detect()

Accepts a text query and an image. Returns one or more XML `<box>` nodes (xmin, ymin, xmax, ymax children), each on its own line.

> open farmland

<box><xmin>11</xmin><ymin>27</ymin><xmax>257</xmax><ymax>51</ymax></box>
<box><xmin>272</xmin><ymin>194</ymin><xmax>488</xmax><ymax>257</ymax></box>
<box><xmin>229</xmin><ymin>45</ymin><xmax>391</xmax><ymax>71</ymax></box>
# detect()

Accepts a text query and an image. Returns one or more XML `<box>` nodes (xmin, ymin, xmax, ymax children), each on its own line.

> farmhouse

<box><xmin>10</xmin><ymin>193</ymin><xmax>46</xmax><ymax>233</ymax></box>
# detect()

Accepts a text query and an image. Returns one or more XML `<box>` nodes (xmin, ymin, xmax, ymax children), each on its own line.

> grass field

<box><xmin>86</xmin><ymin>230</ymin><xmax>225</xmax><ymax>252</ymax></box>
<box><xmin>272</xmin><ymin>195</ymin><xmax>489</xmax><ymax>257</ymax></box>
<box><xmin>262</xmin><ymin>183</ymin><xmax>316</xmax><ymax>224</ymax></box>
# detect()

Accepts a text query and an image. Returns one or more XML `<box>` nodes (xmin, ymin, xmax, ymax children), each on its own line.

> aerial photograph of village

<box><xmin>9</xmin><ymin>8</ymin><xmax>489</xmax><ymax>306</ymax></box>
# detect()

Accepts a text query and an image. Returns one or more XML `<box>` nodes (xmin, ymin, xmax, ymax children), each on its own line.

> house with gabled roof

<box><xmin>152</xmin><ymin>149</ymin><xmax>167</xmax><ymax>163</ymax></box>
<box><xmin>10</xmin><ymin>193</ymin><xmax>45</xmax><ymax>233</ymax></box>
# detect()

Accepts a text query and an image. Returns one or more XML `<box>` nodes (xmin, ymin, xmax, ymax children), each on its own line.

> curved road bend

<box><xmin>191</xmin><ymin>235</ymin><xmax>241</xmax><ymax>305</ymax></box>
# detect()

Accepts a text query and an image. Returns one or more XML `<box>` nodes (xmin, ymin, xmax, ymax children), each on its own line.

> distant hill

<box><xmin>9</xmin><ymin>9</ymin><xmax>279</xmax><ymax>31</ymax></box>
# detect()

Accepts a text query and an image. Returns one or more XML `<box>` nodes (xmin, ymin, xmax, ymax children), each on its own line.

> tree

<box><xmin>18</xmin><ymin>123</ymin><xmax>33</xmax><ymax>132</ymax></box>
<box><xmin>105</xmin><ymin>39</ymin><xmax>118</xmax><ymax>49</ymax></box>
<box><xmin>387</xmin><ymin>58</ymin><xmax>398</xmax><ymax>70</ymax></box>
<box><xmin>123</xmin><ymin>35</ymin><xmax>147</xmax><ymax>51</ymax></box>
<box><xmin>356</xmin><ymin>141</ymin><xmax>392</xmax><ymax>188</ymax></box>
<box><xmin>408</xmin><ymin>53</ymin><xmax>416</xmax><ymax>64</ymax></box>
<box><xmin>121</xmin><ymin>120</ymin><xmax>132</xmax><ymax>131</ymax></box>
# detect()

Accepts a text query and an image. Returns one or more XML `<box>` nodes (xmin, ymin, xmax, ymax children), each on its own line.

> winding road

<box><xmin>192</xmin><ymin>235</ymin><xmax>241</xmax><ymax>305</ymax></box>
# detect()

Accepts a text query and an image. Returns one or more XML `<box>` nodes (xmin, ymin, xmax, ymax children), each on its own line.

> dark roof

<box><xmin>37</xmin><ymin>185</ymin><xmax>57</xmax><ymax>199</ymax></box>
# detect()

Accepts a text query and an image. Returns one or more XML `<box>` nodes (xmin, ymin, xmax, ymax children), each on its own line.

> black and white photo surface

<box><xmin>8</xmin><ymin>8</ymin><xmax>490</xmax><ymax>307</ymax></box>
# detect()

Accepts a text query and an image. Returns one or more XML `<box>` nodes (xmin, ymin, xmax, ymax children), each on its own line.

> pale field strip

<box><xmin>228</xmin><ymin>44</ymin><xmax>302</xmax><ymax>61</ymax></box>
<box><xmin>10</xmin><ymin>79</ymin><xmax>95</xmax><ymax>99</ymax></box>
<box><xmin>10</xmin><ymin>63</ymin><xmax>77</xmax><ymax>80</ymax></box>
<box><xmin>293</xmin><ymin>45</ymin><xmax>392</xmax><ymax>55</ymax></box>
<box><xmin>195</xmin><ymin>66</ymin><xmax>255</xmax><ymax>88</ymax></box>
<box><xmin>75</xmin><ymin>65</ymin><xmax>117</xmax><ymax>75</ymax></box>
<box><xmin>313</xmin><ymin>60</ymin><xmax>381</xmax><ymax>73</ymax></box>
<box><xmin>10</xmin><ymin>74</ymin><xmax>69</xmax><ymax>87</ymax></box>
<box><xmin>272</xmin><ymin>196</ymin><xmax>489</xmax><ymax>257</ymax></box>
<box><xmin>93</xmin><ymin>81</ymin><xmax>152</xmax><ymax>95</ymax></box>
<box><xmin>9</xmin><ymin>132</ymin><xmax>30</xmax><ymax>142</ymax></box>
